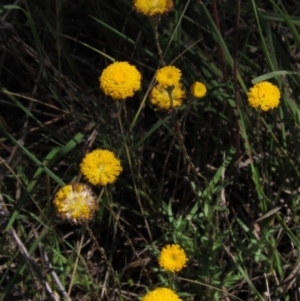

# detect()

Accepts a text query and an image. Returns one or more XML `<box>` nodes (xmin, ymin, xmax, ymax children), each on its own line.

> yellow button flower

<box><xmin>80</xmin><ymin>149</ymin><xmax>122</xmax><ymax>186</ymax></box>
<box><xmin>190</xmin><ymin>81</ymin><xmax>207</xmax><ymax>98</ymax></box>
<box><xmin>99</xmin><ymin>61</ymin><xmax>142</xmax><ymax>100</ymax></box>
<box><xmin>247</xmin><ymin>81</ymin><xmax>281</xmax><ymax>111</ymax></box>
<box><xmin>141</xmin><ymin>287</ymin><xmax>182</xmax><ymax>301</ymax></box>
<box><xmin>158</xmin><ymin>244</ymin><xmax>187</xmax><ymax>272</ymax></box>
<box><xmin>155</xmin><ymin>66</ymin><xmax>182</xmax><ymax>88</ymax></box>
<box><xmin>53</xmin><ymin>183</ymin><xmax>99</xmax><ymax>224</ymax></box>
<box><xmin>133</xmin><ymin>0</ymin><xmax>174</xmax><ymax>16</ymax></box>
<box><xmin>150</xmin><ymin>83</ymin><xmax>186</xmax><ymax>110</ymax></box>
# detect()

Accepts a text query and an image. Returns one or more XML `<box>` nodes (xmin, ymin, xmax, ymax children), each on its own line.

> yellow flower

<box><xmin>99</xmin><ymin>61</ymin><xmax>142</xmax><ymax>100</ymax></box>
<box><xmin>158</xmin><ymin>244</ymin><xmax>187</xmax><ymax>272</ymax></box>
<box><xmin>150</xmin><ymin>83</ymin><xmax>186</xmax><ymax>110</ymax></box>
<box><xmin>247</xmin><ymin>81</ymin><xmax>281</xmax><ymax>111</ymax></box>
<box><xmin>190</xmin><ymin>81</ymin><xmax>207</xmax><ymax>98</ymax></box>
<box><xmin>80</xmin><ymin>149</ymin><xmax>122</xmax><ymax>186</ymax></box>
<box><xmin>155</xmin><ymin>66</ymin><xmax>182</xmax><ymax>88</ymax></box>
<box><xmin>133</xmin><ymin>0</ymin><xmax>174</xmax><ymax>16</ymax></box>
<box><xmin>141</xmin><ymin>287</ymin><xmax>182</xmax><ymax>301</ymax></box>
<box><xmin>53</xmin><ymin>183</ymin><xmax>98</xmax><ymax>224</ymax></box>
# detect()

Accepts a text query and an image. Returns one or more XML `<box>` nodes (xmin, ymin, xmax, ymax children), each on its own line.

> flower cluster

<box><xmin>53</xmin><ymin>183</ymin><xmax>98</xmax><ymax>224</ymax></box>
<box><xmin>133</xmin><ymin>0</ymin><xmax>174</xmax><ymax>17</ymax></box>
<box><xmin>98</xmin><ymin>61</ymin><xmax>207</xmax><ymax>110</ymax></box>
<box><xmin>80</xmin><ymin>149</ymin><xmax>123</xmax><ymax>186</ymax></box>
<box><xmin>150</xmin><ymin>66</ymin><xmax>186</xmax><ymax>110</ymax></box>
<box><xmin>247</xmin><ymin>81</ymin><xmax>280</xmax><ymax>111</ymax></box>
<box><xmin>141</xmin><ymin>287</ymin><xmax>182</xmax><ymax>301</ymax></box>
<box><xmin>99</xmin><ymin>61</ymin><xmax>141</xmax><ymax>100</ymax></box>
<box><xmin>53</xmin><ymin>148</ymin><xmax>122</xmax><ymax>224</ymax></box>
<box><xmin>158</xmin><ymin>244</ymin><xmax>187</xmax><ymax>272</ymax></box>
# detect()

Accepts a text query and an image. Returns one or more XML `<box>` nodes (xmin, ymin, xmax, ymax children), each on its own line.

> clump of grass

<box><xmin>1</xmin><ymin>1</ymin><xmax>300</xmax><ymax>300</ymax></box>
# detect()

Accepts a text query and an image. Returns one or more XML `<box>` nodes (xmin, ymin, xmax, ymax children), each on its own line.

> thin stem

<box><xmin>86</xmin><ymin>225</ymin><xmax>122</xmax><ymax>297</ymax></box>
<box><xmin>116</xmin><ymin>102</ymin><xmax>153</xmax><ymax>241</ymax></box>
<box><xmin>67</xmin><ymin>228</ymin><xmax>85</xmax><ymax>297</ymax></box>
<box><xmin>168</xmin><ymin>94</ymin><xmax>205</xmax><ymax>181</ymax></box>
<box><xmin>150</xmin><ymin>16</ymin><xmax>166</xmax><ymax>66</ymax></box>
<box><xmin>104</xmin><ymin>193</ymin><xmax>153</xmax><ymax>286</ymax></box>
<box><xmin>167</xmin><ymin>90</ymin><xmax>205</xmax><ymax>209</ymax></box>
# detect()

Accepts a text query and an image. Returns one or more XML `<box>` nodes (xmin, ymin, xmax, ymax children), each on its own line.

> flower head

<box><xmin>155</xmin><ymin>66</ymin><xmax>182</xmax><ymax>88</ymax></box>
<box><xmin>133</xmin><ymin>0</ymin><xmax>174</xmax><ymax>16</ymax></box>
<box><xmin>80</xmin><ymin>149</ymin><xmax>122</xmax><ymax>186</ymax></box>
<box><xmin>141</xmin><ymin>287</ymin><xmax>182</xmax><ymax>301</ymax></box>
<box><xmin>247</xmin><ymin>81</ymin><xmax>281</xmax><ymax>111</ymax></box>
<box><xmin>150</xmin><ymin>83</ymin><xmax>186</xmax><ymax>110</ymax></box>
<box><xmin>158</xmin><ymin>244</ymin><xmax>187</xmax><ymax>272</ymax></box>
<box><xmin>190</xmin><ymin>81</ymin><xmax>207</xmax><ymax>98</ymax></box>
<box><xmin>53</xmin><ymin>183</ymin><xmax>98</xmax><ymax>224</ymax></box>
<box><xmin>99</xmin><ymin>61</ymin><xmax>142</xmax><ymax>100</ymax></box>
